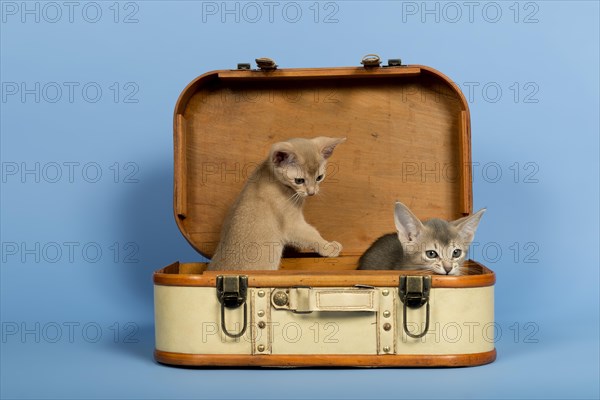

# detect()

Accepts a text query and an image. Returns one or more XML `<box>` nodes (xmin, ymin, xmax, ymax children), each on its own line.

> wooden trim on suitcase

<box><xmin>174</xmin><ymin>114</ymin><xmax>188</xmax><ymax>219</ymax></box>
<box><xmin>217</xmin><ymin>66</ymin><xmax>422</xmax><ymax>80</ymax></box>
<box><xmin>459</xmin><ymin>110</ymin><xmax>473</xmax><ymax>215</ymax></box>
<box><xmin>154</xmin><ymin>348</ymin><xmax>496</xmax><ymax>368</ymax></box>
<box><xmin>154</xmin><ymin>261</ymin><xmax>495</xmax><ymax>288</ymax></box>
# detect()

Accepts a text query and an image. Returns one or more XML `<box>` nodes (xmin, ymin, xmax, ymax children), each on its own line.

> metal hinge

<box><xmin>399</xmin><ymin>276</ymin><xmax>431</xmax><ymax>339</ymax></box>
<box><xmin>361</xmin><ymin>54</ymin><xmax>381</xmax><ymax>67</ymax></box>
<box><xmin>216</xmin><ymin>275</ymin><xmax>248</xmax><ymax>338</ymax></box>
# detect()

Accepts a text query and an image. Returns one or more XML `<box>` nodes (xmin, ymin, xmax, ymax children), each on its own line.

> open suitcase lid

<box><xmin>173</xmin><ymin>57</ymin><xmax>472</xmax><ymax>260</ymax></box>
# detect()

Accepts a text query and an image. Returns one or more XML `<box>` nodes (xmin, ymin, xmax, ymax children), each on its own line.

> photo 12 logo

<box><xmin>1</xmin><ymin>321</ymin><xmax>140</xmax><ymax>344</ymax></box>
<box><xmin>1</xmin><ymin>82</ymin><xmax>140</xmax><ymax>104</ymax></box>
<box><xmin>469</xmin><ymin>241</ymin><xmax>540</xmax><ymax>264</ymax></box>
<box><xmin>200</xmin><ymin>1</ymin><xmax>340</xmax><ymax>23</ymax></box>
<box><xmin>201</xmin><ymin>321</ymin><xmax>340</xmax><ymax>344</ymax></box>
<box><xmin>1</xmin><ymin>241</ymin><xmax>140</xmax><ymax>264</ymax></box>
<box><xmin>400</xmin><ymin>1</ymin><xmax>540</xmax><ymax>24</ymax></box>
<box><xmin>199</xmin><ymin>87</ymin><xmax>341</xmax><ymax>105</ymax></box>
<box><xmin>398</xmin><ymin>161</ymin><xmax>540</xmax><ymax>185</ymax></box>
<box><xmin>198</xmin><ymin>161</ymin><xmax>340</xmax><ymax>184</ymax></box>
<box><xmin>1</xmin><ymin>1</ymin><xmax>140</xmax><ymax>23</ymax></box>
<box><xmin>402</xmin><ymin>321</ymin><xmax>539</xmax><ymax>344</ymax></box>
<box><xmin>399</xmin><ymin>81</ymin><xmax>540</xmax><ymax>105</ymax></box>
<box><xmin>1</xmin><ymin>161</ymin><xmax>140</xmax><ymax>184</ymax></box>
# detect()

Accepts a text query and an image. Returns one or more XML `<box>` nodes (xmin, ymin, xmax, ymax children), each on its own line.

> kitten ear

<box><xmin>270</xmin><ymin>142</ymin><xmax>297</xmax><ymax>167</ymax></box>
<box><xmin>452</xmin><ymin>208</ymin><xmax>486</xmax><ymax>246</ymax></box>
<box><xmin>312</xmin><ymin>137</ymin><xmax>346</xmax><ymax>159</ymax></box>
<box><xmin>394</xmin><ymin>202</ymin><xmax>424</xmax><ymax>243</ymax></box>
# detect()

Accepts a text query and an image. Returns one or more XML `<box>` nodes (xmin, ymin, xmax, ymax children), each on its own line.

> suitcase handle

<box><xmin>271</xmin><ymin>287</ymin><xmax>379</xmax><ymax>313</ymax></box>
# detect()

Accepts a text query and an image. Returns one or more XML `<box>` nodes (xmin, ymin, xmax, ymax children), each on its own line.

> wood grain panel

<box><xmin>174</xmin><ymin>66</ymin><xmax>471</xmax><ymax>259</ymax></box>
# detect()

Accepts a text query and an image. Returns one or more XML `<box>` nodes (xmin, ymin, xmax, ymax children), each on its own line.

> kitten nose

<box><xmin>443</xmin><ymin>262</ymin><xmax>452</xmax><ymax>274</ymax></box>
<box><xmin>307</xmin><ymin>188</ymin><xmax>316</xmax><ymax>196</ymax></box>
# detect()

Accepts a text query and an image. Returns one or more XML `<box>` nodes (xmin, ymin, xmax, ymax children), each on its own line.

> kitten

<box><xmin>208</xmin><ymin>136</ymin><xmax>346</xmax><ymax>271</ymax></box>
<box><xmin>358</xmin><ymin>202</ymin><xmax>485</xmax><ymax>275</ymax></box>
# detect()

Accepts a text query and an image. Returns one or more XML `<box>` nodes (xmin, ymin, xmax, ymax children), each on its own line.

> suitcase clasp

<box><xmin>361</xmin><ymin>54</ymin><xmax>381</xmax><ymax>68</ymax></box>
<box><xmin>216</xmin><ymin>275</ymin><xmax>248</xmax><ymax>338</ymax></box>
<box><xmin>399</xmin><ymin>276</ymin><xmax>431</xmax><ymax>339</ymax></box>
<box><xmin>255</xmin><ymin>57</ymin><xmax>278</xmax><ymax>70</ymax></box>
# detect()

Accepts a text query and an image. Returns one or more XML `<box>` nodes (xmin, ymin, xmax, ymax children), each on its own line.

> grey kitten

<box><xmin>358</xmin><ymin>202</ymin><xmax>485</xmax><ymax>275</ymax></box>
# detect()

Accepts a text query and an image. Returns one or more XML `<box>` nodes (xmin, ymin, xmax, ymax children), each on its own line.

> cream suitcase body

<box><xmin>154</xmin><ymin>57</ymin><xmax>496</xmax><ymax>367</ymax></box>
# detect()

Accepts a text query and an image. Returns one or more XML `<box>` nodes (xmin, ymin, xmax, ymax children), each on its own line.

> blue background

<box><xmin>1</xmin><ymin>1</ymin><xmax>598</xmax><ymax>399</ymax></box>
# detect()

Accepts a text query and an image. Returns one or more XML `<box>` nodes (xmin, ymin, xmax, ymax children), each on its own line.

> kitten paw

<box><xmin>320</xmin><ymin>241</ymin><xmax>342</xmax><ymax>257</ymax></box>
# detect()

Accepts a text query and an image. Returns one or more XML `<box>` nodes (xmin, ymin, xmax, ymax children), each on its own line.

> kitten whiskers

<box><xmin>282</xmin><ymin>192</ymin><xmax>302</xmax><ymax>211</ymax></box>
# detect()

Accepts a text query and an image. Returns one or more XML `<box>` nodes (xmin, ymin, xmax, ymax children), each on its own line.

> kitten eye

<box><xmin>452</xmin><ymin>249</ymin><xmax>462</xmax><ymax>258</ymax></box>
<box><xmin>316</xmin><ymin>174</ymin><xmax>324</xmax><ymax>182</ymax></box>
<box><xmin>425</xmin><ymin>250</ymin><xmax>438</xmax><ymax>259</ymax></box>
<box><xmin>294</xmin><ymin>178</ymin><xmax>305</xmax><ymax>185</ymax></box>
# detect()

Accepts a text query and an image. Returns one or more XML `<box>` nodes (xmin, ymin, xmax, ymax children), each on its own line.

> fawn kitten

<box><xmin>358</xmin><ymin>202</ymin><xmax>485</xmax><ymax>275</ymax></box>
<box><xmin>208</xmin><ymin>137</ymin><xmax>346</xmax><ymax>271</ymax></box>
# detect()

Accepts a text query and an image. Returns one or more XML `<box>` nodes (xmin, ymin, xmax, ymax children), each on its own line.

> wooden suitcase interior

<box><xmin>173</xmin><ymin>65</ymin><xmax>472</xmax><ymax>265</ymax></box>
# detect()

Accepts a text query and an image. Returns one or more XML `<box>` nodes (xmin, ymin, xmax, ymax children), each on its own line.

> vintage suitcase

<box><xmin>154</xmin><ymin>56</ymin><xmax>496</xmax><ymax>367</ymax></box>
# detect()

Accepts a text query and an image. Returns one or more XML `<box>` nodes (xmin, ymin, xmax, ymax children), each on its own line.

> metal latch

<box><xmin>387</xmin><ymin>58</ymin><xmax>402</xmax><ymax>67</ymax></box>
<box><xmin>399</xmin><ymin>276</ymin><xmax>431</xmax><ymax>338</ymax></box>
<box><xmin>255</xmin><ymin>57</ymin><xmax>277</xmax><ymax>70</ymax></box>
<box><xmin>216</xmin><ymin>275</ymin><xmax>248</xmax><ymax>338</ymax></box>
